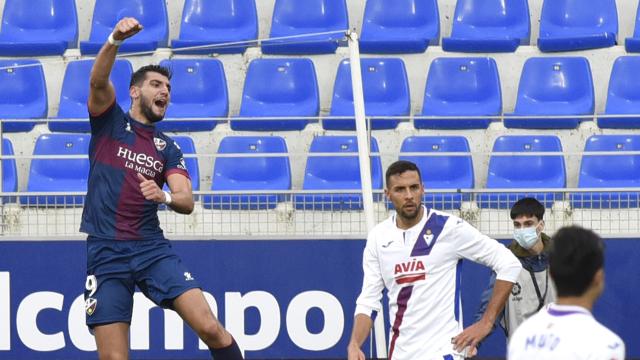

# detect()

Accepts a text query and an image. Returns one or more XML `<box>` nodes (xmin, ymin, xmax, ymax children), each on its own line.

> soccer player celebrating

<box><xmin>508</xmin><ymin>226</ymin><xmax>625</xmax><ymax>359</ymax></box>
<box><xmin>347</xmin><ymin>160</ymin><xmax>522</xmax><ymax>360</ymax></box>
<box><xmin>81</xmin><ymin>18</ymin><xmax>242</xmax><ymax>359</ymax></box>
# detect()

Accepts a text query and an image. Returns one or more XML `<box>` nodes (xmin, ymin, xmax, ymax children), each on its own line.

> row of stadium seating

<box><xmin>3</xmin><ymin>134</ymin><xmax>638</xmax><ymax>209</ymax></box>
<box><xmin>1</xmin><ymin>0</ymin><xmax>639</xmax><ymax>56</ymax></box>
<box><xmin>4</xmin><ymin>56</ymin><xmax>640</xmax><ymax>133</ymax></box>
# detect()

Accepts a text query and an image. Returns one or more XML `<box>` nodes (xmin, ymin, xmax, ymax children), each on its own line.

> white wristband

<box><xmin>108</xmin><ymin>33</ymin><xmax>123</xmax><ymax>46</ymax></box>
<box><xmin>163</xmin><ymin>191</ymin><xmax>172</xmax><ymax>205</ymax></box>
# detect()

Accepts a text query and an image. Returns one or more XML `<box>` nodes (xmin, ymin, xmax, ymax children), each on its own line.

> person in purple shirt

<box><xmin>81</xmin><ymin>17</ymin><xmax>242</xmax><ymax>360</ymax></box>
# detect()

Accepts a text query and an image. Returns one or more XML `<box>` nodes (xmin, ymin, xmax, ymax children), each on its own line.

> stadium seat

<box><xmin>231</xmin><ymin>58</ymin><xmax>318</xmax><ymax>131</ymax></box>
<box><xmin>0</xmin><ymin>139</ymin><xmax>18</xmax><ymax>203</ymax></box>
<box><xmin>416</xmin><ymin>57</ymin><xmax>501</xmax><ymax>129</ymax></box>
<box><xmin>171</xmin><ymin>0</ymin><xmax>258</xmax><ymax>54</ymax></box>
<box><xmin>625</xmin><ymin>3</ymin><xmax>640</xmax><ymax>52</ymax></box>
<box><xmin>261</xmin><ymin>0</ymin><xmax>348</xmax><ymax>54</ymax></box>
<box><xmin>157</xmin><ymin>59</ymin><xmax>227</xmax><ymax>132</ymax></box>
<box><xmin>442</xmin><ymin>0</ymin><xmax>530</xmax><ymax>52</ymax></box>
<box><xmin>0</xmin><ymin>60</ymin><xmax>47</xmax><ymax>133</ymax></box>
<box><xmin>537</xmin><ymin>0</ymin><xmax>617</xmax><ymax>52</ymax></box>
<box><xmin>478</xmin><ymin>136</ymin><xmax>566</xmax><ymax>209</ymax></box>
<box><xmin>325</xmin><ymin>58</ymin><xmax>409</xmax><ymax>130</ymax></box>
<box><xmin>80</xmin><ymin>0</ymin><xmax>168</xmax><ymax>55</ymax></box>
<box><xmin>599</xmin><ymin>56</ymin><xmax>640</xmax><ymax>129</ymax></box>
<box><xmin>0</xmin><ymin>0</ymin><xmax>78</xmax><ymax>56</ymax></box>
<box><xmin>398</xmin><ymin>136</ymin><xmax>473</xmax><ymax>210</ymax></box>
<box><xmin>505</xmin><ymin>57</ymin><xmax>594</xmax><ymax>129</ymax></box>
<box><xmin>161</xmin><ymin>136</ymin><xmax>199</xmax><ymax>205</ymax></box>
<box><xmin>571</xmin><ymin>135</ymin><xmax>640</xmax><ymax>209</ymax></box>
<box><xmin>295</xmin><ymin>136</ymin><xmax>383</xmax><ymax>210</ymax></box>
<box><xmin>52</xmin><ymin>59</ymin><xmax>133</xmax><ymax>133</ymax></box>
<box><xmin>22</xmin><ymin>134</ymin><xmax>90</xmax><ymax>207</ymax></box>
<box><xmin>359</xmin><ymin>0</ymin><xmax>439</xmax><ymax>53</ymax></box>
<box><xmin>203</xmin><ymin>136</ymin><xmax>291</xmax><ymax>210</ymax></box>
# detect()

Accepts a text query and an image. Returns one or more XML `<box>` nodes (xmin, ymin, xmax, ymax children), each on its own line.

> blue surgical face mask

<box><xmin>513</xmin><ymin>226</ymin><xmax>539</xmax><ymax>249</ymax></box>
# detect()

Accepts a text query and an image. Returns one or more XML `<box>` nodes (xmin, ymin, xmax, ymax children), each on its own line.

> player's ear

<box><xmin>129</xmin><ymin>86</ymin><xmax>139</xmax><ymax>100</ymax></box>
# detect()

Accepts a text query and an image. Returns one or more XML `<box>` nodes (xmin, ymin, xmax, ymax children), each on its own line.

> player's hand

<box><xmin>347</xmin><ymin>343</ymin><xmax>366</xmax><ymax>360</ymax></box>
<box><xmin>452</xmin><ymin>319</ymin><xmax>491</xmax><ymax>357</ymax></box>
<box><xmin>137</xmin><ymin>173</ymin><xmax>165</xmax><ymax>203</ymax></box>
<box><xmin>112</xmin><ymin>17</ymin><xmax>143</xmax><ymax>41</ymax></box>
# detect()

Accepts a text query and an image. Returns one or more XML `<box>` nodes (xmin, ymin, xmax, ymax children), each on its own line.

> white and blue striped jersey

<box><xmin>355</xmin><ymin>207</ymin><xmax>522</xmax><ymax>360</ymax></box>
<box><xmin>508</xmin><ymin>303</ymin><xmax>625</xmax><ymax>360</ymax></box>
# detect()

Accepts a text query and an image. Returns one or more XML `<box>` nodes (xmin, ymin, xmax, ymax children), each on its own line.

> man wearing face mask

<box><xmin>474</xmin><ymin>197</ymin><xmax>556</xmax><ymax>346</ymax></box>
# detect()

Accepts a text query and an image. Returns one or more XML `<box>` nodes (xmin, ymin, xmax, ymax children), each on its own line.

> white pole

<box><xmin>347</xmin><ymin>30</ymin><xmax>387</xmax><ymax>359</ymax></box>
<box><xmin>347</xmin><ymin>31</ymin><xmax>376</xmax><ymax>233</ymax></box>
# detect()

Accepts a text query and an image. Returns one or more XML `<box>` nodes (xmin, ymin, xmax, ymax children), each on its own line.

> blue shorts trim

<box><xmin>85</xmin><ymin>239</ymin><xmax>200</xmax><ymax>327</ymax></box>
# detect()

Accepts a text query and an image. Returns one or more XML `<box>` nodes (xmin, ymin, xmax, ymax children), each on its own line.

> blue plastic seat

<box><xmin>160</xmin><ymin>136</ymin><xmax>199</xmax><ymax>205</ymax></box>
<box><xmin>478</xmin><ymin>136</ymin><xmax>566</xmax><ymax>209</ymax></box>
<box><xmin>261</xmin><ymin>0</ymin><xmax>348</xmax><ymax>54</ymax></box>
<box><xmin>625</xmin><ymin>4</ymin><xmax>640</xmax><ymax>52</ymax></box>
<box><xmin>52</xmin><ymin>59</ymin><xmax>133</xmax><ymax>133</ymax></box>
<box><xmin>600</xmin><ymin>56</ymin><xmax>640</xmax><ymax>129</ymax></box>
<box><xmin>22</xmin><ymin>134</ymin><xmax>90</xmax><ymax>207</ymax></box>
<box><xmin>171</xmin><ymin>0</ymin><xmax>258</xmax><ymax>54</ymax></box>
<box><xmin>538</xmin><ymin>0</ymin><xmax>617</xmax><ymax>52</ymax></box>
<box><xmin>0</xmin><ymin>0</ymin><xmax>78</xmax><ymax>56</ymax></box>
<box><xmin>505</xmin><ymin>57</ymin><xmax>594</xmax><ymax>129</ymax></box>
<box><xmin>359</xmin><ymin>0</ymin><xmax>439</xmax><ymax>53</ymax></box>
<box><xmin>231</xmin><ymin>58</ymin><xmax>318</xmax><ymax>131</ymax></box>
<box><xmin>0</xmin><ymin>139</ymin><xmax>18</xmax><ymax>203</ymax></box>
<box><xmin>417</xmin><ymin>57</ymin><xmax>501</xmax><ymax>129</ymax></box>
<box><xmin>295</xmin><ymin>136</ymin><xmax>383</xmax><ymax>210</ymax></box>
<box><xmin>398</xmin><ymin>136</ymin><xmax>473</xmax><ymax>210</ymax></box>
<box><xmin>203</xmin><ymin>136</ymin><xmax>291</xmax><ymax>210</ymax></box>
<box><xmin>0</xmin><ymin>60</ymin><xmax>47</xmax><ymax>133</ymax></box>
<box><xmin>326</xmin><ymin>58</ymin><xmax>409</xmax><ymax>130</ymax></box>
<box><xmin>80</xmin><ymin>0</ymin><xmax>168</xmax><ymax>55</ymax></box>
<box><xmin>571</xmin><ymin>135</ymin><xmax>640</xmax><ymax>209</ymax></box>
<box><xmin>157</xmin><ymin>59</ymin><xmax>227</xmax><ymax>132</ymax></box>
<box><xmin>442</xmin><ymin>0</ymin><xmax>529</xmax><ymax>52</ymax></box>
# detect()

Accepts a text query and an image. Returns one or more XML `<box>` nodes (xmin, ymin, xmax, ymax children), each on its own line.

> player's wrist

<box><xmin>163</xmin><ymin>191</ymin><xmax>172</xmax><ymax>205</ymax></box>
<box><xmin>107</xmin><ymin>32</ymin><xmax>123</xmax><ymax>46</ymax></box>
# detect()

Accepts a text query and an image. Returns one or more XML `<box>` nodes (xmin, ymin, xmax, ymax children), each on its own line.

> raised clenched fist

<box><xmin>112</xmin><ymin>17</ymin><xmax>143</xmax><ymax>41</ymax></box>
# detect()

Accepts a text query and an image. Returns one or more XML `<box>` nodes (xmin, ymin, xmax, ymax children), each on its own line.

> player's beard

<box><xmin>397</xmin><ymin>202</ymin><xmax>421</xmax><ymax>221</ymax></box>
<box><xmin>140</xmin><ymin>95</ymin><xmax>165</xmax><ymax>123</ymax></box>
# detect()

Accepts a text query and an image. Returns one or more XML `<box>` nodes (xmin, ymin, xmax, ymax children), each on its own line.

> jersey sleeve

<box><xmin>452</xmin><ymin>219</ymin><xmax>522</xmax><ymax>283</ymax></box>
<box><xmin>164</xmin><ymin>138</ymin><xmax>190</xmax><ymax>181</ymax></box>
<box><xmin>88</xmin><ymin>100</ymin><xmax>120</xmax><ymax>136</ymax></box>
<box><xmin>354</xmin><ymin>232</ymin><xmax>385</xmax><ymax>317</ymax></box>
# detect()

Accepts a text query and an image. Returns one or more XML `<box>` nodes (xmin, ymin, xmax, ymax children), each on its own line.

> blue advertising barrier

<box><xmin>0</xmin><ymin>239</ymin><xmax>638</xmax><ymax>359</ymax></box>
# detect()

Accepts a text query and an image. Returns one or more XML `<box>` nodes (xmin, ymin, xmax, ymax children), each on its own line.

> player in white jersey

<box><xmin>508</xmin><ymin>226</ymin><xmax>625</xmax><ymax>360</ymax></box>
<box><xmin>347</xmin><ymin>161</ymin><xmax>522</xmax><ymax>360</ymax></box>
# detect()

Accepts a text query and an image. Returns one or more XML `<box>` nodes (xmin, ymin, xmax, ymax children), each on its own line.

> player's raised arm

<box><xmin>88</xmin><ymin>17</ymin><xmax>143</xmax><ymax>115</ymax></box>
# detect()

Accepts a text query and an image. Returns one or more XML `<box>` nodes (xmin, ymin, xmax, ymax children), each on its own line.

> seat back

<box><xmin>157</xmin><ymin>59</ymin><xmax>228</xmax><ymax>132</ymax></box>
<box><xmin>605</xmin><ymin>56</ymin><xmax>640</xmax><ymax>115</ymax></box>
<box><xmin>399</xmin><ymin>136</ymin><xmax>473</xmax><ymax>189</ymax></box>
<box><xmin>540</xmin><ymin>0</ymin><xmax>617</xmax><ymax>30</ymax></box>
<box><xmin>487</xmin><ymin>135</ymin><xmax>566</xmax><ymax>188</ymax></box>
<box><xmin>0</xmin><ymin>60</ymin><xmax>47</xmax><ymax>132</ymax></box>
<box><xmin>327</xmin><ymin>58</ymin><xmax>409</xmax><ymax>130</ymax></box>
<box><xmin>179</xmin><ymin>0</ymin><xmax>257</xmax><ymax>36</ymax></box>
<box><xmin>169</xmin><ymin>136</ymin><xmax>200</xmax><ymax>191</ymax></box>
<box><xmin>88</xmin><ymin>0</ymin><xmax>168</xmax><ymax>46</ymax></box>
<box><xmin>1</xmin><ymin>138</ymin><xmax>17</xmax><ymax>193</ymax></box>
<box><xmin>54</xmin><ymin>59</ymin><xmax>133</xmax><ymax>132</ymax></box>
<box><xmin>578</xmin><ymin>135</ymin><xmax>640</xmax><ymax>187</ymax></box>
<box><xmin>450</xmin><ymin>0</ymin><xmax>529</xmax><ymax>38</ymax></box>
<box><xmin>28</xmin><ymin>134</ymin><xmax>90</xmax><ymax>191</ymax></box>
<box><xmin>303</xmin><ymin>136</ymin><xmax>382</xmax><ymax>189</ymax></box>
<box><xmin>0</xmin><ymin>0</ymin><xmax>78</xmax><ymax>45</ymax></box>
<box><xmin>212</xmin><ymin>136</ymin><xmax>291</xmax><ymax>190</ymax></box>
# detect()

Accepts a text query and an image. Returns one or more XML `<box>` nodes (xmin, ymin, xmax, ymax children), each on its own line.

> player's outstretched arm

<box><xmin>347</xmin><ymin>314</ymin><xmax>372</xmax><ymax>360</ymax></box>
<box><xmin>88</xmin><ymin>17</ymin><xmax>143</xmax><ymax>115</ymax></box>
<box><xmin>452</xmin><ymin>279</ymin><xmax>513</xmax><ymax>357</ymax></box>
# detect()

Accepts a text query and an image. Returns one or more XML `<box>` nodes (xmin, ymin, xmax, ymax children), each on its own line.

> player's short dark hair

<box><xmin>549</xmin><ymin>226</ymin><xmax>604</xmax><ymax>297</ymax></box>
<box><xmin>129</xmin><ymin>64</ymin><xmax>172</xmax><ymax>88</ymax></box>
<box><xmin>385</xmin><ymin>160</ymin><xmax>422</xmax><ymax>187</ymax></box>
<box><xmin>510</xmin><ymin>197</ymin><xmax>545</xmax><ymax>221</ymax></box>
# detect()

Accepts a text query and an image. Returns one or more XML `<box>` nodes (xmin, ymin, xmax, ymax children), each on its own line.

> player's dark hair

<box><xmin>510</xmin><ymin>197</ymin><xmax>545</xmax><ymax>221</ymax></box>
<box><xmin>549</xmin><ymin>226</ymin><xmax>604</xmax><ymax>297</ymax></box>
<box><xmin>385</xmin><ymin>160</ymin><xmax>422</xmax><ymax>187</ymax></box>
<box><xmin>129</xmin><ymin>64</ymin><xmax>172</xmax><ymax>88</ymax></box>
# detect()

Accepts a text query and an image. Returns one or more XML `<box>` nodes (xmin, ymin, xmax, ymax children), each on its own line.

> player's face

<box><xmin>385</xmin><ymin>170</ymin><xmax>424</xmax><ymax>220</ymax></box>
<box><xmin>136</xmin><ymin>72</ymin><xmax>171</xmax><ymax>123</ymax></box>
